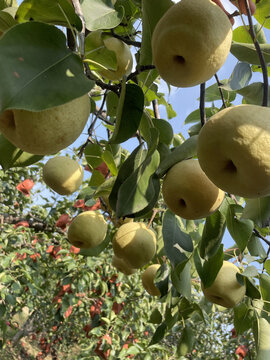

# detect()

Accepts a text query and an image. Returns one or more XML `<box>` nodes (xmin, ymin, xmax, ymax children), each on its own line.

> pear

<box><xmin>113</xmin><ymin>222</ymin><xmax>156</xmax><ymax>269</ymax></box>
<box><xmin>99</xmin><ymin>37</ymin><xmax>133</xmax><ymax>81</ymax></box>
<box><xmin>152</xmin><ymin>0</ymin><xmax>232</xmax><ymax>87</ymax></box>
<box><xmin>141</xmin><ymin>264</ymin><xmax>161</xmax><ymax>296</ymax></box>
<box><xmin>197</xmin><ymin>104</ymin><xmax>270</xmax><ymax>198</ymax></box>
<box><xmin>0</xmin><ymin>94</ymin><xmax>90</xmax><ymax>155</ymax></box>
<box><xmin>202</xmin><ymin>261</ymin><xmax>246</xmax><ymax>308</ymax></box>
<box><xmin>112</xmin><ymin>255</ymin><xmax>136</xmax><ymax>276</ymax></box>
<box><xmin>162</xmin><ymin>159</ymin><xmax>224</xmax><ymax>220</ymax></box>
<box><xmin>43</xmin><ymin>156</ymin><xmax>84</xmax><ymax>195</ymax></box>
<box><xmin>68</xmin><ymin>211</ymin><xmax>107</xmax><ymax>249</ymax></box>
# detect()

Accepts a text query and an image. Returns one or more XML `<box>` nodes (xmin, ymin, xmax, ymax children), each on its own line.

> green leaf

<box><xmin>79</xmin><ymin>233</ymin><xmax>110</xmax><ymax>257</ymax></box>
<box><xmin>0</xmin><ymin>22</ymin><xmax>94</xmax><ymax>112</ymax></box>
<box><xmin>184</xmin><ymin>107</ymin><xmax>218</xmax><ymax>124</ymax></box>
<box><xmin>177</xmin><ymin>325</ymin><xmax>195</xmax><ymax>357</ymax></box>
<box><xmin>0</xmin><ymin>133</ymin><xmax>43</xmax><ymax>170</ymax></box>
<box><xmin>109</xmin><ymin>144</ymin><xmax>145</xmax><ymax>211</ymax></box>
<box><xmin>246</xmin><ymin>277</ymin><xmax>261</xmax><ymax>299</ymax></box>
<box><xmin>171</xmin><ymin>261</ymin><xmax>191</xmax><ymax>300</ymax></box>
<box><xmin>242</xmin><ymin>196</ymin><xmax>270</xmax><ymax>227</ymax></box>
<box><xmin>16</xmin><ymin>0</ymin><xmax>82</xmax><ymax>30</ymax></box>
<box><xmin>116</xmin><ymin>150</ymin><xmax>160</xmax><ymax>217</ymax></box>
<box><xmin>256</xmin><ymin>317</ymin><xmax>270</xmax><ymax>360</ymax></box>
<box><xmin>0</xmin><ymin>0</ymin><xmax>17</xmax><ymax>10</ymax></box>
<box><xmin>157</xmin><ymin>135</ymin><xmax>198</xmax><ymax>177</ymax></box>
<box><xmin>200</xmin><ymin>210</ymin><xmax>226</xmax><ymax>260</ymax></box>
<box><xmin>260</xmin><ymin>274</ymin><xmax>270</xmax><ymax>313</ymax></box>
<box><xmin>110</xmin><ymin>84</ymin><xmax>144</xmax><ymax>144</ymax></box>
<box><xmin>102</xmin><ymin>150</ymin><xmax>118</xmax><ymax>176</ymax></box>
<box><xmin>234</xmin><ymin>303</ymin><xmax>255</xmax><ymax>335</ymax></box>
<box><xmin>248</xmin><ymin>235</ymin><xmax>267</xmax><ymax>259</ymax></box>
<box><xmin>106</xmin><ymin>90</ymin><xmax>119</xmax><ymax>117</ymax></box>
<box><xmin>162</xmin><ymin>210</ymin><xmax>192</xmax><ymax>267</ymax></box>
<box><xmin>132</xmin><ymin>174</ymin><xmax>160</xmax><ymax>218</ymax></box>
<box><xmin>233</xmin><ymin>24</ymin><xmax>267</xmax><ymax>44</ymax></box>
<box><xmin>0</xmin><ymin>9</ymin><xmax>16</xmax><ymax>33</ymax></box>
<box><xmin>152</xmin><ymin>118</ymin><xmax>173</xmax><ymax>146</ymax></box>
<box><xmin>241</xmin><ymin>266</ymin><xmax>259</xmax><ymax>277</ymax></box>
<box><xmin>155</xmin><ymin>263</ymin><xmax>170</xmax><ymax>298</ymax></box>
<box><xmin>84</xmin><ymin>143</ymin><xmax>103</xmax><ymax>169</ymax></box>
<box><xmin>140</xmin><ymin>0</ymin><xmax>173</xmax><ymax>67</ymax></box>
<box><xmin>223</xmin><ymin>62</ymin><xmax>252</xmax><ymax>91</ymax></box>
<box><xmin>226</xmin><ymin>204</ymin><xmax>254</xmax><ymax>252</ymax></box>
<box><xmin>204</xmin><ymin>82</ymin><xmax>236</xmax><ymax>102</ymax></box>
<box><xmin>264</xmin><ymin>260</ymin><xmax>270</xmax><ymax>276</ymax></box>
<box><xmin>5</xmin><ymin>294</ymin><xmax>16</xmax><ymax>305</ymax></box>
<box><xmin>89</xmin><ymin>170</ymin><xmax>105</xmax><ymax>187</ymax></box>
<box><xmin>149</xmin><ymin>308</ymin><xmax>162</xmax><ymax>324</ymax></box>
<box><xmin>149</xmin><ymin>322</ymin><xmax>167</xmax><ymax>346</ymax></box>
<box><xmin>230</xmin><ymin>42</ymin><xmax>270</xmax><ymax>65</ymax></box>
<box><xmin>200</xmin><ymin>245</ymin><xmax>224</xmax><ymax>288</ymax></box>
<box><xmin>254</xmin><ymin>0</ymin><xmax>270</xmax><ymax>30</ymax></box>
<box><xmin>81</xmin><ymin>0</ymin><xmax>124</xmax><ymax>31</ymax></box>
<box><xmin>237</xmin><ymin>82</ymin><xmax>270</xmax><ymax>106</ymax></box>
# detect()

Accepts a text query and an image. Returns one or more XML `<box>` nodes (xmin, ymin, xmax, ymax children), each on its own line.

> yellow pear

<box><xmin>202</xmin><ymin>261</ymin><xmax>246</xmax><ymax>308</ymax></box>
<box><xmin>0</xmin><ymin>94</ymin><xmax>90</xmax><ymax>155</ymax></box>
<box><xmin>42</xmin><ymin>156</ymin><xmax>84</xmax><ymax>195</ymax></box>
<box><xmin>112</xmin><ymin>255</ymin><xmax>136</xmax><ymax>276</ymax></box>
<box><xmin>151</xmin><ymin>0</ymin><xmax>232</xmax><ymax>87</ymax></box>
<box><xmin>113</xmin><ymin>222</ymin><xmax>156</xmax><ymax>269</ymax></box>
<box><xmin>68</xmin><ymin>211</ymin><xmax>107</xmax><ymax>249</ymax></box>
<box><xmin>197</xmin><ymin>104</ymin><xmax>270</xmax><ymax>198</ymax></box>
<box><xmin>142</xmin><ymin>264</ymin><xmax>161</xmax><ymax>296</ymax></box>
<box><xmin>99</xmin><ymin>37</ymin><xmax>133</xmax><ymax>81</ymax></box>
<box><xmin>162</xmin><ymin>159</ymin><xmax>224</xmax><ymax>220</ymax></box>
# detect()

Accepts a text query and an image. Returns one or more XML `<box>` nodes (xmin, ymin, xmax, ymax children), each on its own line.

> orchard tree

<box><xmin>0</xmin><ymin>0</ymin><xmax>270</xmax><ymax>359</ymax></box>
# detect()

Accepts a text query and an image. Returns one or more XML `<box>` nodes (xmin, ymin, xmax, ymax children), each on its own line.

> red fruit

<box><xmin>235</xmin><ymin>345</ymin><xmax>248</xmax><ymax>359</ymax></box>
<box><xmin>112</xmin><ymin>302</ymin><xmax>124</xmax><ymax>315</ymax></box>
<box><xmin>30</xmin><ymin>253</ymin><xmax>41</xmax><ymax>262</ymax></box>
<box><xmin>14</xmin><ymin>221</ymin><xmax>29</xmax><ymax>229</ymax></box>
<box><xmin>62</xmin><ymin>284</ymin><xmax>72</xmax><ymax>293</ymax></box>
<box><xmin>16</xmin><ymin>179</ymin><xmax>34</xmax><ymax>196</ymax></box>
<box><xmin>70</xmin><ymin>245</ymin><xmax>80</xmax><ymax>254</ymax></box>
<box><xmin>64</xmin><ymin>305</ymin><xmax>73</xmax><ymax>318</ymax></box>
<box><xmin>52</xmin><ymin>326</ymin><xmax>57</xmax><ymax>332</ymax></box>
<box><xmin>55</xmin><ymin>214</ymin><xmax>71</xmax><ymax>230</ymax></box>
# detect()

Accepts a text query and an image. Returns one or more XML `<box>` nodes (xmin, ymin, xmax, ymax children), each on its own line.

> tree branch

<box><xmin>214</xmin><ymin>74</ymin><xmax>226</xmax><ymax>108</ymax></box>
<box><xmin>200</xmin><ymin>83</ymin><xmax>206</xmax><ymax>127</ymax></box>
<box><xmin>244</xmin><ymin>0</ymin><xmax>268</xmax><ymax>107</ymax></box>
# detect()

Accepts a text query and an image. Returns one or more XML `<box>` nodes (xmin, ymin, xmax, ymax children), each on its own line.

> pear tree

<box><xmin>0</xmin><ymin>0</ymin><xmax>270</xmax><ymax>359</ymax></box>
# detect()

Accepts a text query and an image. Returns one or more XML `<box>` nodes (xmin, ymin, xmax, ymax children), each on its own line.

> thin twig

<box><xmin>214</xmin><ymin>74</ymin><xmax>226</xmax><ymax>108</ymax></box>
<box><xmin>200</xmin><ymin>83</ymin><xmax>206</xmax><ymax>127</ymax></box>
<box><xmin>126</xmin><ymin>65</ymin><xmax>156</xmax><ymax>82</ymax></box>
<box><xmin>72</xmin><ymin>0</ymin><xmax>86</xmax><ymax>57</ymax></box>
<box><xmin>253</xmin><ymin>228</ymin><xmax>270</xmax><ymax>247</ymax></box>
<box><xmin>110</xmin><ymin>30</ymin><xmax>141</xmax><ymax>47</ymax></box>
<box><xmin>152</xmin><ymin>99</ymin><xmax>160</xmax><ymax>119</ymax></box>
<box><xmin>244</xmin><ymin>0</ymin><xmax>268</xmax><ymax>106</ymax></box>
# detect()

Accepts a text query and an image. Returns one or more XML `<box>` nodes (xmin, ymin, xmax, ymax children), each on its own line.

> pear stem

<box><xmin>200</xmin><ymin>83</ymin><xmax>206</xmax><ymax>127</ymax></box>
<box><xmin>244</xmin><ymin>0</ymin><xmax>268</xmax><ymax>107</ymax></box>
<box><xmin>214</xmin><ymin>74</ymin><xmax>226</xmax><ymax>108</ymax></box>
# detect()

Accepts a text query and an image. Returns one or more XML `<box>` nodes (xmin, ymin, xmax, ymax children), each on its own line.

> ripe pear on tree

<box><xmin>197</xmin><ymin>104</ymin><xmax>270</xmax><ymax>198</ymax></box>
<box><xmin>162</xmin><ymin>159</ymin><xmax>224</xmax><ymax>220</ymax></box>
<box><xmin>151</xmin><ymin>0</ymin><xmax>232</xmax><ymax>87</ymax></box>
<box><xmin>0</xmin><ymin>94</ymin><xmax>90</xmax><ymax>155</ymax></box>
<box><xmin>68</xmin><ymin>211</ymin><xmax>107</xmax><ymax>249</ymax></box>
<box><xmin>113</xmin><ymin>222</ymin><xmax>156</xmax><ymax>269</ymax></box>
<box><xmin>112</xmin><ymin>255</ymin><xmax>136</xmax><ymax>276</ymax></box>
<box><xmin>99</xmin><ymin>36</ymin><xmax>133</xmax><ymax>81</ymax></box>
<box><xmin>42</xmin><ymin>156</ymin><xmax>84</xmax><ymax>196</ymax></box>
<box><xmin>141</xmin><ymin>264</ymin><xmax>161</xmax><ymax>296</ymax></box>
<box><xmin>201</xmin><ymin>261</ymin><xmax>246</xmax><ymax>308</ymax></box>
